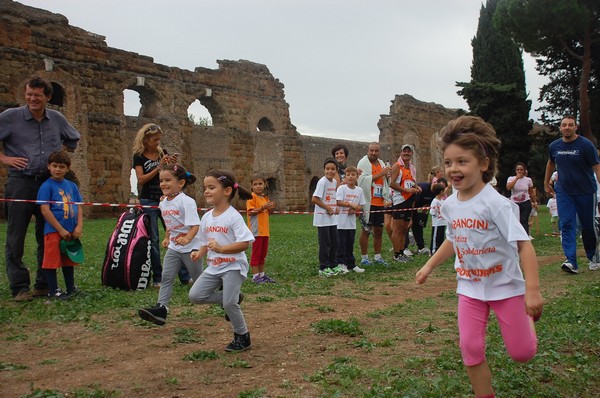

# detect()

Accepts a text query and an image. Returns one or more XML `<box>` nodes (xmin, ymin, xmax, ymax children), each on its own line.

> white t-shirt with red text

<box><xmin>430</xmin><ymin>197</ymin><xmax>446</xmax><ymax>227</ymax></box>
<box><xmin>507</xmin><ymin>176</ymin><xmax>533</xmax><ymax>203</ymax></box>
<box><xmin>199</xmin><ymin>205</ymin><xmax>255</xmax><ymax>277</ymax></box>
<box><xmin>441</xmin><ymin>184</ymin><xmax>529</xmax><ymax>301</ymax></box>
<box><xmin>159</xmin><ymin>193</ymin><xmax>201</xmax><ymax>253</ymax></box>
<box><xmin>336</xmin><ymin>184</ymin><xmax>366</xmax><ymax>230</ymax></box>
<box><xmin>313</xmin><ymin>176</ymin><xmax>338</xmax><ymax>227</ymax></box>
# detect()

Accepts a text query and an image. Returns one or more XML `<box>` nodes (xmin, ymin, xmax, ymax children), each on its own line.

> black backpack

<box><xmin>101</xmin><ymin>210</ymin><xmax>152</xmax><ymax>290</ymax></box>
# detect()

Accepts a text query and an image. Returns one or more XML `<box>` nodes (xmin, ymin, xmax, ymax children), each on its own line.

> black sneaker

<box><xmin>224</xmin><ymin>292</ymin><xmax>244</xmax><ymax>322</ymax></box>
<box><xmin>224</xmin><ymin>332</ymin><xmax>251</xmax><ymax>352</ymax></box>
<box><xmin>47</xmin><ymin>288</ymin><xmax>70</xmax><ymax>301</ymax></box>
<box><xmin>138</xmin><ymin>303</ymin><xmax>168</xmax><ymax>326</ymax></box>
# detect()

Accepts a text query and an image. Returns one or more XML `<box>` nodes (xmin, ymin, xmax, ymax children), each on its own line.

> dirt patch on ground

<box><xmin>0</xmin><ymin>255</ymin><xmax>576</xmax><ymax>397</ymax></box>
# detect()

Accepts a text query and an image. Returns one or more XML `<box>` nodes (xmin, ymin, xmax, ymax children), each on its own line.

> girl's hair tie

<box><xmin>218</xmin><ymin>176</ymin><xmax>227</xmax><ymax>181</ymax></box>
<box><xmin>174</xmin><ymin>165</ymin><xmax>178</xmax><ymax>171</ymax></box>
<box><xmin>185</xmin><ymin>172</ymin><xmax>191</xmax><ymax>178</ymax></box>
<box><xmin>233</xmin><ymin>183</ymin><xmax>239</xmax><ymax>189</ymax></box>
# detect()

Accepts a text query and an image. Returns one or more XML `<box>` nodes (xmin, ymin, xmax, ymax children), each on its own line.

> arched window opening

<box><xmin>257</xmin><ymin>117</ymin><xmax>275</xmax><ymax>132</ymax></box>
<box><xmin>123</xmin><ymin>89</ymin><xmax>142</xmax><ymax>117</ymax></box>
<box><xmin>49</xmin><ymin>82</ymin><xmax>65</xmax><ymax>107</ymax></box>
<box><xmin>187</xmin><ymin>99</ymin><xmax>213</xmax><ymax>126</ymax></box>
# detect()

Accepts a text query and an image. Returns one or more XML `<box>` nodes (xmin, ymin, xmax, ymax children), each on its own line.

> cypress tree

<box><xmin>457</xmin><ymin>0</ymin><xmax>533</xmax><ymax>193</ymax></box>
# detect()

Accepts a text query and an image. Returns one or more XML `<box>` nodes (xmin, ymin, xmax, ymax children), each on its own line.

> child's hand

<box><xmin>325</xmin><ymin>206</ymin><xmax>334</xmax><ymax>215</ymax></box>
<box><xmin>190</xmin><ymin>250</ymin><xmax>200</xmax><ymax>261</ymax></box>
<box><xmin>207</xmin><ymin>238</ymin><xmax>221</xmax><ymax>253</ymax></box>
<box><xmin>175</xmin><ymin>235</ymin><xmax>190</xmax><ymax>246</ymax></box>
<box><xmin>72</xmin><ymin>225</ymin><xmax>83</xmax><ymax>239</ymax></box>
<box><xmin>525</xmin><ymin>289</ymin><xmax>544</xmax><ymax>320</ymax></box>
<box><xmin>161</xmin><ymin>238</ymin><xmax>169</xmax><ymax>248</ymax></box>
<box><xmin>415</xmin><ymin>264</ymin><xmax>433</xmax><ymax>284</ymax></box>
<box><xmin>59</xmin><ymin>229</ymin><xmax>71</xmax><ymax>240</ymax></box>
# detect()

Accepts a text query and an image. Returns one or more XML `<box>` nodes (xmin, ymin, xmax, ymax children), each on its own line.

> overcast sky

<box><xmin>19</xmin><ymin>0</ymin><xmax>547</xmax><ymax>142</ymax></box>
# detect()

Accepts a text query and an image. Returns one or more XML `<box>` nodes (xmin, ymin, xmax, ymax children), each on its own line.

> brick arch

<box><xmin>257</xmin><ymin>117</ymin><xmax>275</xmax><ymax>132</ymax></box>
<box><xmin>121</xmin><ymin>77</ymin><xmax>163</xmax><ymax>119</ymax></box>
<box><xmin>186</xmin><ymin>88</ymin><xmax>226</xmax><ymax>127</ymax></box>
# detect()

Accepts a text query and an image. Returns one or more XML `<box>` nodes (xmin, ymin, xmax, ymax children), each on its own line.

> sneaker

<box><xmin>224</xmin><ymin>332</ymin><xmax>251</xmax><ymax>353</ymax></box>
<box><xmin>589</xmin><ymin>261</ymin><xmax>600</xmax><ymax>271</ymax></box>
<box><xmin>152</xmin><ymin>282</ymin><xmax>161</xmax><ymax>288</ymax></box>
<box><xmin>333</xmin><ymin>265</ymin><xmax>349</xmax><ymax>274</ymax></box>
<box><xmin>351</xmin><ymin>265</ymin><xmax>365</xmax><ymax>273</ymax></box>
<box><xmin>225</xmin><ymin>292</ymin><xmax>244</xmax><ymax>322</ymax></box>
<box><xmin>14</xmin><ymin>291</ymin><xmax>33</xmax><ymax>302</ymax></box>
<box><xmin>261</xmin><ymin>274</ymin><xmax>276</xmax><ymax>283</ymax></box>
<box><xmin>373</xmin><ymin>257</ymin><xmax>389</xmax><ymax>266</ymax></box>
<box><xmin>403</xmin><ymin>248</ymin><xmax>414</xmax><ymax>257</ymax></box>
<box><xmin>561</xmin><ymin>261</ymin><xmax>578</xmax><ymax>274</ymax></box>
<box><xmin>48</xmin><ymin>288</ymin><xmax>70</xmax><ymax>301</ymax></box>
<box><xmin>360</xmin><ymin>258</ymin><xmax>372</xmax><ymax>266</ymax></box>
<box><xmin>139</xmin><ymin>303</ymin><xmax>168</xmax><ymax>326</ymax></box>
<box><xmin>418</xmin><ymin>248</ymin><xmax>431</xmax><ymax>255</ymax></box>
<box><xmin>252</xmin><ymin>275</ymin><xmax>266</xmax><ymax>284</ymax></box>
<box><xmin>529</xmin><ymin>235</ymin><xmax>535</xmax><ymax>240</ymax></box>
<box><xmin>32</xmin><ymin>287</ymin><xmax>50</xmax><ymax>297</ymax></box>
<box><xmin>393</xmin><ymin>253</ymin><xmax>411</xmax><ymax>263</ymax></box>
<box><xmin>319</xmin><ymin>268</ymin><xmax>336</xmax><ymax>277</ymax></box>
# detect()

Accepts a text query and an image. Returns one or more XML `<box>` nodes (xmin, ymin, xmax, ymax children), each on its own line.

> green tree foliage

<box><xmin>457</xmin><ymin>0</ymin><xmax>532</xmax><ymax>192</ymax></box>
<box><xmin>494</xmin><ymin>0</ymin><xmax>600</xmax><ymax>142</ymax></box>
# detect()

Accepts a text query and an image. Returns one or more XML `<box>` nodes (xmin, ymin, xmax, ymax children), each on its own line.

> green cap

<box><xmin>60</xmin><ymin>238</ymin><xmax>84</xmax><ymax>263</ymax></box>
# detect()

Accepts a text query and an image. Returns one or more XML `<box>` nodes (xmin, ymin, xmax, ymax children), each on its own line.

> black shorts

<box><xmin>367</xmin><ymin>205</ymin><xmax>385</xmax><ymax>227</ymax></box>
<box><xmin>392</xmin><ymin>197</ymin><xmax>415</xmax><ymax>220</ymax></box>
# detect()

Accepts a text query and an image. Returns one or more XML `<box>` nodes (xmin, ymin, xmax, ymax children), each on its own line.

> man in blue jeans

<box><xmin>0</xmin><ymin>76</ymin><xmax>80</xmax><ymax>300</ymax></box>
<box><xmin>544</xmin><ymin>115</ymin><xmax>600</xmax><ymax>274</ymax></box>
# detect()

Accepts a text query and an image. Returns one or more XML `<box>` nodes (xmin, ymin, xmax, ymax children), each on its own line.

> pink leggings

<box><xmin>458</xmin><ymin>294</ymin><xmax>537</xmax><ymax>366</ymax></box>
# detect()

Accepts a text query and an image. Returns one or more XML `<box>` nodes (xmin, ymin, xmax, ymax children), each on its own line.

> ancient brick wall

<box><xmin>0</xmin><ymin>0</ymin><xmax>310</xmax><ymax>215</ymax></box>
<box><xmin>378</xmin><ymin>94</ymin><xmax>460</xmax><ymax>181</ymax></box>
<box><xmin>0</xmin><ymin>1</ymin><xmax>460</xmax><ymax>217</ymax></box>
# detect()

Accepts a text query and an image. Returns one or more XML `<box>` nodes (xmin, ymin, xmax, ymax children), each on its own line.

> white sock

<box><xmin>361</xmin><ymin>254</ymin><xmax>369</xmax><ymax>261</ymax></box>
<box><xmin>374</xmin><ymin>254</ymin><xmax>382</xmax><ymax>260</ymax></box>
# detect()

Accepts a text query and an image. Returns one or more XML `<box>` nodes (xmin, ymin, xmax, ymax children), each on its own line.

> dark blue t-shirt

<box><xmin>549</xmin><ymin>135</ymin><xmax>599</xmax><ymax>195</ymax></box>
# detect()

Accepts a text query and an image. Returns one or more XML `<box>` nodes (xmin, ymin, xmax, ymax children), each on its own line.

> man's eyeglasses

<box><xmin>144</xmin><ymin>124</ymin><xmax>162</xmax><ymax>134</ymax></box>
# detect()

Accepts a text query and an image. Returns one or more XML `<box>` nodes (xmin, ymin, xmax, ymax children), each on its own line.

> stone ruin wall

<box><xmin>378</xmin><ymin>94</ymin><xmax>460</xmax><ymax>182</ymax></box>
<box><xmin>0</xmin><ymin>0</ymin><xmax>460</xmax><ymax>217</ymax></box>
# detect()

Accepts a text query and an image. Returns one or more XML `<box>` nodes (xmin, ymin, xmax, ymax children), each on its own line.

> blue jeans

<box><xmin>555</xmin><ymin>190</ymin><xmax>597</xmax><ymax>268</ymax></box>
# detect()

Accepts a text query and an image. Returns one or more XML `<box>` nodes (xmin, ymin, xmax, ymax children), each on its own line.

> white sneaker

<box><xmin>351</xmin><ymin>265</ymin><xmax>365</xmax><ymax>273</ymax></box>
<box><xmin>589</xmin><ymin>261</ymin><xmax>600</xmax><ymax>271</ymax></box>
<box><xmin>337</xmin><ymin>264</ymin><xmax>350</xmax><ymax>274</ymax></box>
<box><xmin>528</xmin><ymin>235</ymin><xmax>535</xmax><ymax>240</ymax></box>
<box><xmin>417</xmin><ymin>248</ymin><xmax>431</xmax><ymax>255</ymax></box>
<box><xmin>561</xmin><ymin>261</ymin><xmax>578</xmax><ymax>274</ymax></box>
<box><xmin>403</xmin><ymin>248</ymin><xmax>413</xmax><ymax>257</ymax></box>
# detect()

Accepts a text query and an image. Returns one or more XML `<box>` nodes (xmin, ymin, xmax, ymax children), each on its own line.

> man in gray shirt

<box><xmin>0</xmin><ymin>76</ymin><xmax>80</xmax><ymax>301</ymax></box>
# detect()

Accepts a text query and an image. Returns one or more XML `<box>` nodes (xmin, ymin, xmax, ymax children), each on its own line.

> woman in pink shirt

<box><xmin>506</xmin><ymin>162</ymin><xmax>538</xmax><ymax>235</ymax></box>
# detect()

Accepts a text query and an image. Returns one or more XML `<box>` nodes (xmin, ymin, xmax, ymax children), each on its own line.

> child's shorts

<box><xmin>42</xmin><ymin>232</ymin><xmax>79</xmax><ymax>269</ymax></box>
<box><xmin>458</xmin><ymin>294</ymin><xmax>537</xmax><ymax>366</ymax></box>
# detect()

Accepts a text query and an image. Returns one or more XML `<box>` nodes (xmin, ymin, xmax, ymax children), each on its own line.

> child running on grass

<box><xmin>415</xmin><ymin>116</ymin><xmax>543</xmax><ymax>398</ymax></box>
<box><xmin>138</xmin><ymin>164</ymin><xmax>203</xmax><ymax>326</ymax></box>
<box><xmin>312</xmin><ymin>158</ymin><xmax>341</xmax><ymax>277</ymax></box>
<box><xmin>37</xmin><ymin>151</ymin><xmax>83</xmax><ymax>300</ymax></box>
<box><xmin>335</xmin><ymin>166</ymin><xmax>366</xmax><ymax>273</ymax></box>
<box><xmin>189</xmin><ymin>170</ymin><xmax>255</xmax><ymax>352</ymax></box>
<box><xmin>246</xmin><ymin>174</ymin><xmax>276</xmax><ymax>283</ymax></box>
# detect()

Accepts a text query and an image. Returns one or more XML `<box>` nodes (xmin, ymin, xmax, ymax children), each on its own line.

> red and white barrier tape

<box><xmin>0</xmin><ymin>198</ymin><xmax>433</xmax><ymax>215</ymax></box>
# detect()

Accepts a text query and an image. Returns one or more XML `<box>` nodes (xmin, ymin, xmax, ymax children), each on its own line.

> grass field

<box><xmin>1</xmin><ymin>206</ymin><xmax>599</xmax><ymax>397</ymax></box>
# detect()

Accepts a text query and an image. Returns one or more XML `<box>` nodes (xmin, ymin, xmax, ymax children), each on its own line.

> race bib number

<box><xmin>373</xmin><ymin>183</ymin><xmax>383</xmax><ymax>198</ymax></box>
<box><xmin>403</xmin><ymin>180</ymin><xmax>415</xmax><ymax>189</ymax></box>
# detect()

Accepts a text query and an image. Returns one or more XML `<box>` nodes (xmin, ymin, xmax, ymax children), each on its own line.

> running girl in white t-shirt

<box><xmin>138</xmin><ymin>164</ymin><xmax>203</xmax><ymax>326</ymax></box>
<box><xmin>189</xmin><ymin>170</ymin><xmax>255</xmax><ymax>353</ymax></box>
<box><xmin>415</xmin><ymin>116</ymin><xmax>543</xmax><ymax>398</ymax></box>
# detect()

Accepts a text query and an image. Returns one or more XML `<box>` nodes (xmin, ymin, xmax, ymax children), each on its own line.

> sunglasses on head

<box><xmin>144</xmin><ymin>124</ymin><xmax>162</xmax><ymax>134</ymax></box>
